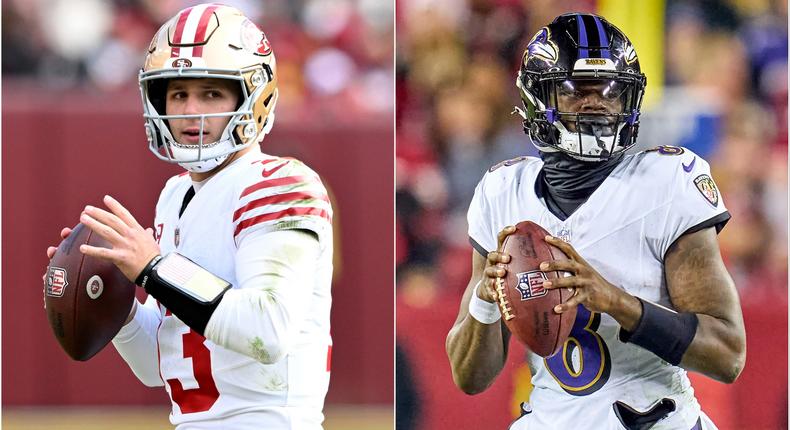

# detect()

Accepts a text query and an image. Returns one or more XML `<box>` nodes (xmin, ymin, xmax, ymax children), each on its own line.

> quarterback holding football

<box><xmin>46</xmin><ymin>4</ymin><xmax>333</xmax><ymax>429</ymax></box>
<box><xmin>446</xmin><ymin>13</ymin><xmax>745</xmax><ymax>430</ymax></box>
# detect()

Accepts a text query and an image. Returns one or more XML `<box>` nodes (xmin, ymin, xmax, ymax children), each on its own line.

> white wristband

<box><xmin>469</xmin><ymin>282</ymin><xmax>501</xmax><ymax>324</ymax></box>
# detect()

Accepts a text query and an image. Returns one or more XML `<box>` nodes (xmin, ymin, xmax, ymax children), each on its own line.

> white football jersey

<box><xmin>467</xmin><ymin>147</ymin><xmax>729</xmax><ymax>430</ymax></box>
<box><xmin>150</xmin><ymin>149</ymin><xmax>333</xmax><ymax>428</ymax></box>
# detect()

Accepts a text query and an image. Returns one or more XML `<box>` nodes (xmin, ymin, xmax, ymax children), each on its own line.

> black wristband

<box><xmin>139</xmin><ymin>253</ymin><xmax>232</xmax><ymax>336</ymax></box>
<box><xmin>619</xmin><ymin>298</ymin><xmax>699</xmax><ymax>366</ymax></box>
<box><xmin>135</xmin><ymin>255</ymin><xmax>163</xmax><ymax>286</ymax></box>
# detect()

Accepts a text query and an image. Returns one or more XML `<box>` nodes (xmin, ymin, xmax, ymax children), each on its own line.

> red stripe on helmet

<box><xmin>170</xmin><ymin>7</ymin><xmax>193</xmax><ymax>58</ymax></box>
<box><xmin>192</xmin><ymin>5</ymin><xmax>219</xmax><ymax>57</ymax></box>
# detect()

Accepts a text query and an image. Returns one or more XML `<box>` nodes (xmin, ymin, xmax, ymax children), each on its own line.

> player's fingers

<box><xmin>487</xmin><ymin>251</ymin><xmax>511</xmax><ymax>265</ymax></box>
<box><xmin>545</xmin><ymin>235</ymin><xmax>586</xmax><ymax>263</ymax></box>
<box><xmin>104</xmin><ymin>195</ymin><xmax>143</xmax><ymax>229</ymax></box>
<box><xmin>79</xmin><ymin>244</ymin><xmax>118</xmax><ymax>263</ymax></box>
<box><xmin>484</xmin><ymin>265</ymin><xmax>507</xmax><ymax>279</ymax></box>
<box><xmin>555</xmin><ymin>291</ymin><xmax>583</xmax><ymax>314</ymax></box>
<box><xmin>46</xmin><ymin>246</ymin><xmax>58</xmax><ymax>259</ymax></box>
<box><xmin>543</xmin><ymin>275</ymin><xmax>580</xmax><ymax>290</ymax></box>
<box><xmin>60</xmin><ymin>227</ymin><xmax>72</xmax><ymax>239</ymax></box>
<box><xmin>84</xmin><ymin>205</ymin><xmax>129</xmax><ymax>237</ymax></box>
<box><xmin>496</xmin><ymin>225</ymin><xmax>517</xmax><ymax>249</ymax></box>
<box><xmin>80</xmin><ymin>212</ymin><xmax>124</xmax><ymax>245</ymax></box>
<box><xmin>539</xmin><ymin>259</ymin><xmax>579</xmax><ymax>274</ymax></box>
<box><xmin>478</xmin><ymin>278</ymin><xmax>497</xmax><ymax>301</ymax></box>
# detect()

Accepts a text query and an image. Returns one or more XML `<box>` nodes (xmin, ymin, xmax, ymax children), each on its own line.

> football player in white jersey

<box><xmin>46</xmin><ymin>4</ymin><xmax>333</xmax><ymax>429</ymax></box>
<box><xmin>446</xmin><ymin>13</ymin><xmax>746</xmax><ymax>430</ymax></box>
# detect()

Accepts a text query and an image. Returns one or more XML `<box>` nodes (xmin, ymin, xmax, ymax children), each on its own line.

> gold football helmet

<box><xmin>140</xmin><ymin>4</ymin><xmax>278</xmax><ymax>172</ymax></box>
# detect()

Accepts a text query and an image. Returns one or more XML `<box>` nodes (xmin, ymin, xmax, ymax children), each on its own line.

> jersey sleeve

<box><xmin>204</xmin><ymin>229</ymin><xmax>320</xmax><ymax>364</ymax></box>
<box><xmin>653</xmin><ymin>153</ymin><xmax>730</xmax><ymax>258</ymax></box>
<box><xmin>233</xmin><ymin>158</ymin><xmax>333</xmax><ymax>249</ymax></box>
<box><xmin>467</xmin><ymin>173</ymin><xmax>497</xmax><ymax>256</ymax></box>
<box><xmin>111</xmin><ymin>295</ymin><xmax>164</xmax><ymax>387</ymax></box>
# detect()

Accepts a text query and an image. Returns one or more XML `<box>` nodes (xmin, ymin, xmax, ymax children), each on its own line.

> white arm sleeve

<box><xmin>111</xmin><ymin>295</ymin><xmax>164</xmax><ymax>387</ymax></box>
<box><xmin>203</xmin><ymin>228</ymin><xmax>319</xmax><ymax>364</ymax></box>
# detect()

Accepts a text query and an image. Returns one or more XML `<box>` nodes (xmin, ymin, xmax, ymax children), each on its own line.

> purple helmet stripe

<box><xmin>592</xmin><ymin>16</ymin><xmax>610</xmax><ymax>57</ymax></box>
<box><xmin>576</xmin><ymin>15</ymin><xmax>589</xmax><ymax>58</ymax></box>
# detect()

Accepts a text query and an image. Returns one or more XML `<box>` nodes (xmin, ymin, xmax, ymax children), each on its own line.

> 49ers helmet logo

<box><xmin>240</xmin><ymin>19</ymin><xmax>272</xmax><ymax>56</ymax></box>
<box><xmin>258</xmin><ymin>34</ymin><xmax>272</xmax><ymax>55</ymax></box>
<box><xmin>173</xmin><ymin>58</ymin><xmax>193</xmax><ymax>68</ymax></box>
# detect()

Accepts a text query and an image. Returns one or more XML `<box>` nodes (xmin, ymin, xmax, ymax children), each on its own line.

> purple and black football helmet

<box><xmin>516</xmin><ymin>13</ymin><xmax>647</xmax><ymax>160</ymax></box>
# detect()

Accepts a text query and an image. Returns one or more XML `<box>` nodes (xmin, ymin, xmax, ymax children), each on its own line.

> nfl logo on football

<box><xmin>516</xmin><ymin>271</ymin><xmax>548</xmax><ymax>301</ymax></box>
<box><xmin>46</xmin><ymin>267</ymin><xmax>68</xmax><ymax>297</ymax></box>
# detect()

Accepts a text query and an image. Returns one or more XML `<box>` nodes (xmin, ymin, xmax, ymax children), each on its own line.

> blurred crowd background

<box><xmin>3</xmin><ymin>0</ymin><xmax>393</xmax><ymax>123</ymax></box>
<box><xmin>396</xmin><ymin>0</ymin><xmax>787</xmax><ymax>429</ymax></box>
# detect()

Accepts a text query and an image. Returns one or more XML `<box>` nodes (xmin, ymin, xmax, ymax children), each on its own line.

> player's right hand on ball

<box><xmin>46</xmin><ymin>227</ymin><xmax>73</xmax><ymax>259</ymax></box>
<box><xmin>479</xmin><ymin>225</ymin><xmax>516</xmax><ymax>303</ymax></box>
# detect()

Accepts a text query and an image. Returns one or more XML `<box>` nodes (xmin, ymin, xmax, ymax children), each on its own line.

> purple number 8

<box><xmin>544</xmin><ymin>305</ymin><xmax>612</xmax><ymax>396</ymax></box>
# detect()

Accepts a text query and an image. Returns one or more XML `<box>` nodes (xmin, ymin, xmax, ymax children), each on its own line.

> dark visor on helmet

<box><xmin>552</xmin><ymin>79</ymin><xmax>634</xmax><ymax>115</ymax></box>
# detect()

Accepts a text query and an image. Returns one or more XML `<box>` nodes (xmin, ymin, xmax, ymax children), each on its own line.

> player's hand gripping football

<box><xmin>540</xmin><ymin>236</ymin><xmax>640</xmax><ymax>328</ymax></box>
<box><xmin>78</xmin><ymin>195</ymin><xmax>161</xmax><ymax>283</ymax></box>
<box><xmin>46</xmin><ymin>227</ymin><xmax>73</xmax><ymax>259</ymax></box>
<box><xmin>479</xmin><ymin>225</ymin><xmax>517</xmax><ymax>303</ymax></box>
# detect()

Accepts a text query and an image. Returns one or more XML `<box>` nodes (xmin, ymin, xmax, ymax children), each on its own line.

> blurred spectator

<box><xmin>2</xmin><ymin>0</ymin><xmax>393</xmax><ymax>125</ymax></box>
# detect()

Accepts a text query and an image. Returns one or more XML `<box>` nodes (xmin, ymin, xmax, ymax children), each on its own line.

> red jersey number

<box><xmin>167</xmin><ymin>330</ymin><xmax>220</xmax><ymax>414</ymax></box>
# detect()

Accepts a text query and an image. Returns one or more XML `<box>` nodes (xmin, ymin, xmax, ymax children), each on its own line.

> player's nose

<box><xmin>181</xmin><ymin>93</ymin><xmax>203</xmax><ymax>116</ymax></box>
<box><xmin>578</xmin><ymin>92</ymin><xmax>608</xmax><ymax>112</ymax></box>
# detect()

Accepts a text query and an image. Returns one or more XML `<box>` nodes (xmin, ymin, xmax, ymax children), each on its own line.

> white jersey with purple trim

<box><xmin>151</xmin><ymin>149</ymin><xmax>333</xmax><ymax>428</ymax></box>
<box><xmin>467</xmin><ymin>146</ymin><xmax>728</xmax><ymax>430</ymax></box>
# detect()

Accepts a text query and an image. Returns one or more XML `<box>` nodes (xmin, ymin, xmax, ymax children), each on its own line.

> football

<box><xmin>44</xmin><ymin>223</ymin><xmax>136</xmax><ymax>361</ymax></box>
<box><xmin>496</xmin><ymin>221</ymin><xmax>576</xmax><ymax>357</ymax></box>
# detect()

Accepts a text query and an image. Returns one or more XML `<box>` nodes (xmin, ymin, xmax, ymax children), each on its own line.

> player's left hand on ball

<box><xmin>539</xmin><ymin>235</ymin><xmax>623</xmax><ymax>315</ymax></box>
<box><xmin>79</xmin><ymin>195</ymin><xmax>160</xmax><ymax>283</ymax></box>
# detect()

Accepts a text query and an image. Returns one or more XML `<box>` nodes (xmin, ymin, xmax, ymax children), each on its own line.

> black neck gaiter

<box><xmin>539</xmin><ymin>151</ymin><xmax>624</xmax><ymax>219</ymax></box>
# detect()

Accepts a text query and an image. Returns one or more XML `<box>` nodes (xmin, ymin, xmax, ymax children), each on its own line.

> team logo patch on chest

<box><xmin>516</xmin><ymin>271</ymin><xmax>548</xmax><ymax>300</ymax></box>
<box><xmin>694</xmin><ymin>174</ymin><xmax>719</xmax><ymax>207</ymax></box>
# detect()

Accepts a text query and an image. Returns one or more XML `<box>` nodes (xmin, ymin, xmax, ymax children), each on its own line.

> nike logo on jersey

<box><xmin>682</xmin><ymin>157</ymin><xmax>696</xmax><ymax>173</ymax></box>
<box><xmin>261</xmin><ymin>161</ymin><xmax>288</xmax><ymax>178</ymax></box>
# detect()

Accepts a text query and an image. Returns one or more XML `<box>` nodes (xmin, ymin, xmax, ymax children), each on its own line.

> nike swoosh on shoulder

<box><xmin>682</xmin><ymin>157</ymin><xmax>696</xmax><ymax>173</ymax></box>
<box><xmin>261</xmin><ymin>161</ymin><xmax>289</xmax><ymax>178</ymax></box>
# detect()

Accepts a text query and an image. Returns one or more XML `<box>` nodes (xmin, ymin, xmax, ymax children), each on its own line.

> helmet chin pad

<box><xmin>551</xmin><ymin>113</ymin><xmax>628</xmax><ymax>159</ymax></box>
<box><xmin>177</xmin><ymin>154</ymin><xmax>230</xmax><ymax>173</ymax></box>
